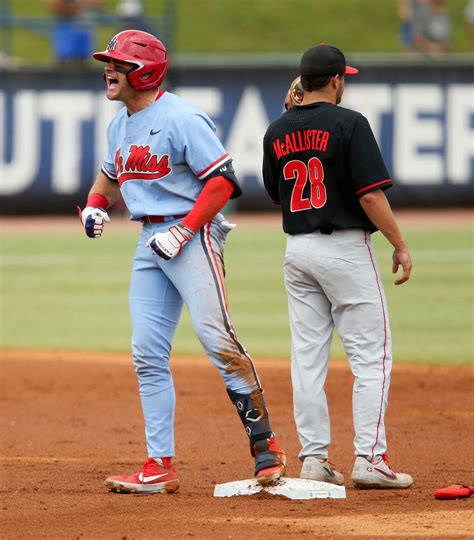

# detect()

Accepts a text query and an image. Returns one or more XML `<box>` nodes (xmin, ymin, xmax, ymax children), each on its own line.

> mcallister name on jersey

<box><xmin>272</xmin><ymin>129</ymin><xmax>330</xmax><ymax>160</ymax></box>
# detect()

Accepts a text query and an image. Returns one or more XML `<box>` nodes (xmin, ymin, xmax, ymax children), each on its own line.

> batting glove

<box><xmin>78</xmin><ymin>206</ymin><xmax>111</xmax><ymax>238</ymax></box>
<box><xmin>146</xmin><ymin>224</ymin><xmax>195</xmax><ymax>260</ymax></box>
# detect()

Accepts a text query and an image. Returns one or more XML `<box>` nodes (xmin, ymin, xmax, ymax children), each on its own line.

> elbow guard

<box><xmin>206</xmin><ymin>160</ymin><xmax>242</xmax><ymax>198</ymax></box>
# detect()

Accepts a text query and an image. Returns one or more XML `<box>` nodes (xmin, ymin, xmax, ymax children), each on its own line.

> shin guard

<box><xmin>227</xmin><ymin>389</ymin><xmax>272</xmax><ymax>454</ymax></box>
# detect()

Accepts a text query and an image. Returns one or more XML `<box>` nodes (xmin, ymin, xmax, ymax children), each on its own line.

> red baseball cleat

<box><xmin>253</xmin><ymin>436</ymin><xmax>287</xmax><ymax>486</ymax></box>
<box><xmin>104</xmin><ymin>457</ymin><xmax>180</xmax><ymax>494</ymax></box>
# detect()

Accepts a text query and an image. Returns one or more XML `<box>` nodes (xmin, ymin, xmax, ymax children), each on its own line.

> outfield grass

<box><xmin>4</xmin><ymin>0</ymin><xmax>472</xmax><ymax>65</ymax></box>
<box><xmin>1</xmin><ymin>220</ymin><xmax>472</xmax><ymax>364</ymax></box>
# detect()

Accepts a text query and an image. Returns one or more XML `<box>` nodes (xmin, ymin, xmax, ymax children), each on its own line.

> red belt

<box><xmin>142</xmin><ymin>214</ymin><xmax>187</xmax><ymax>224</ymax></box>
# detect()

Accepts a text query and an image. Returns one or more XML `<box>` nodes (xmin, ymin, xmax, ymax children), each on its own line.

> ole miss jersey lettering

<box><xmin>262</xmin><ymin>101</ymin><xmax>393</xmax><ymax>235</ymax></box>
<box><xmin>100</xmin><ymin>92</ymin><xmax>241</xmax><ymax>220</ymax></box>
<box><xmin>114</xmin><ymin>146</ymin><xmax>171</xmax><ymax>185</ymax></box>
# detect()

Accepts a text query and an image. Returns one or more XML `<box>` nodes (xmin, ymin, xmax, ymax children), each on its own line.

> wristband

<box><xmin>86</xmin><ymin>193</ymin><xmax>109</xmax><ymax>209</ymax></box>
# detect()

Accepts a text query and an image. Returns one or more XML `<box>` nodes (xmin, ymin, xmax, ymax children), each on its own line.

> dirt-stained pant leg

<box><xmin>130</xmin><ymin>217</ymin><xmax>273</xmax><ymax>459</ymax></box>
<box><xmin>285</xmin><ymin>230</ymin><xmax>392</xmax><ymax>459</ymax></box>
<box><xmin>160</xmin><ymin>215</ymin><xmax>273</xmax><ymax>446</ymax></box>
<box><xmin>160</xmin><ymin>217</ymin><xmax>260</xmax><ymax>393</ymax></box>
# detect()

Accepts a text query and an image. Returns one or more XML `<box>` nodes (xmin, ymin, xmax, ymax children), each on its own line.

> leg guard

<box><xmin>227</xmin><ymin>388</ymin><xmax>273</xmax><ymax>453</ymax></box>
<box><xmin>227</xmin><ymin>388</ymin><xmax>286</xmax><ymax>483</ymax></box>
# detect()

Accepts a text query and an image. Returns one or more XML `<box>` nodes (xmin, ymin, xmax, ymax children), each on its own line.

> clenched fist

<box><xmin>78</xmin><ymin>206</ymin><xmax>110</xmax><ymax>238</ymax></box>
<box><xmin>146</xmin><ymin>224</ymin><xmax>195</xmax><ymax>260</ymax></box>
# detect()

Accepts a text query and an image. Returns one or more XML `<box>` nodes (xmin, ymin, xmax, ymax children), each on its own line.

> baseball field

<box><xmin>1</xmin><ymin>211</ymin><xmax>473</xmax><ymax>538</ymax></box>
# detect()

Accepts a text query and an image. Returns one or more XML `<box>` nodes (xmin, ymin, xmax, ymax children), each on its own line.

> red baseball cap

<box><xmin>300</xmin><ymin>44</ymin><xmax>359</xmax><ymax>77</ymax></box>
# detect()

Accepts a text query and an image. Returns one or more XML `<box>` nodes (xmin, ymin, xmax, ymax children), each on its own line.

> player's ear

<box><xmin>332</xmin><ymin>74</ymin><xmax>344</xmax><ymax>90</ymax></box>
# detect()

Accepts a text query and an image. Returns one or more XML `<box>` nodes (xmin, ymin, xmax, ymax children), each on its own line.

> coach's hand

<box><xmin>392</xmin><ymin>247</ymin><xmax>412</xmax><ymax>285</ymax></box>
<box><xmin>78</xmin><ymin>206</ymin><xmax>111</xmax><ymax>238</ymax></box>
<box><xmin>146</xmin><ymin>224</ymin><xmax>195</xmax><ymax>260</ymax></box>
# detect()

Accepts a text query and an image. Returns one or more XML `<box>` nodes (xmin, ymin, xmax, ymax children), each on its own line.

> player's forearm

<box><xmin>87</xmin><ymin>172</ymin><xmax>121</xmax><ymax>208</ymax></box>
<box><xmin>181</xmin><ymin>176</ymin><xmax>234</xmax><ymax>232</ymax></box>
<box><xmin>359</xmin><ymin>189</ymin><xmax>407</xmax><ymax>250</ymax></box>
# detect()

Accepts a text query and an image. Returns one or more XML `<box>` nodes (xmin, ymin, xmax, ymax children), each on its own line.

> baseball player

<box><xmin>262</xmin><ymin>44</ymin><xmax>413</xmax><ymax>489</ymax></box>
<box><xmin>78</xmin><ymin>30</ymin><xmax>285</xmax><ymax>494</ymax></box>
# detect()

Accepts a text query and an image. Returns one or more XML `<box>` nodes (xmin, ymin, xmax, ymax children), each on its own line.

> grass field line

<box><xmin>0</xmin><ymin>347</ymin><xmax>303</xmax><ymax>368</ymax></box>
<box><xmin>0</xmin><ymin>254</ymin><xmax>123</xmax><ymax>266</ymax></box>
<box><xmin>1</xmin><ymin>222</ymin><xmax>472</xmax><ymax>363</ymax></box>
<box><xmin>1</xmin><ymin>210</ymin><xmax>473</xmax><ymax>233</ymax></box>
<box><xmin>2</xmin><ymin>348</ymin><xmax>473</xmax><ymax>373</ymax></box>
<box><xmin>1</xmin><ymin>249</ymin><xmax>472</xmax><ymax>267</ymax></box>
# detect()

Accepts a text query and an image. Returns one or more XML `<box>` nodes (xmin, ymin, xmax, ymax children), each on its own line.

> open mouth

<box><xmin>106</xmin><ymin>75</ymin><xmax>119</xmax><ymax>89</ymax></box>
<box><xmin>105</xmin><ymin>75</ymin><xmax>118</xmax><ymax>88</ymax></box>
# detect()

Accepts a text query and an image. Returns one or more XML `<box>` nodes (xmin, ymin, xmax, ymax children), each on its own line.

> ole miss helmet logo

<box><xmin>107</xmin><ymin>35</ymin><xmax>118</xmax><ymax>51</ymax></box>
<box><xmin>115</xmin><ymin>146</ymin><xmax>172</xmax><ymax>185</ymax></box>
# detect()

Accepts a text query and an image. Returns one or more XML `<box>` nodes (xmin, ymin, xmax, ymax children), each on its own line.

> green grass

<box><xmin>3</xmin><ymin>0</ymin><xmax>472</xmax><ymax>65</ymax></box>
<box><xmin>1</xmin><ymin>222</ymin><xmax>472</xmax><ymax>365</ymax></box>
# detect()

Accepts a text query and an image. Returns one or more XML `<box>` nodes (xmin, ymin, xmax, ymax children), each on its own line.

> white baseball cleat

<box><xmin>300</xmin><ymin>456</ymin><xmax>345</xmax><ymax>486</ymax></box>
<box><xmin>351</xmin><ymin>454</ymin><xmax>413</xmax><ymax>489</ymax></box>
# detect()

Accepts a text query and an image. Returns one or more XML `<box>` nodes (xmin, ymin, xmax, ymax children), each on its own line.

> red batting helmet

<box><xmin>93</xmin><ymin>30</ymin><xmax>168</xmax><ymax>91</ymax></box>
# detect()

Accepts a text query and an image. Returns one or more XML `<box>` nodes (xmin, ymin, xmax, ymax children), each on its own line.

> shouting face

<box><xmin>103</xmin><ymin>59</ymin><xmax>137</xmax><ymax>101</ymax></box>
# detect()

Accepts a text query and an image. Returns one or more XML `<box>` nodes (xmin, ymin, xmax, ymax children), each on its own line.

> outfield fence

<box><xmin>1</xmin><ymin>56</ymin><xmax>473</xmax><ymax>214</ymax></box>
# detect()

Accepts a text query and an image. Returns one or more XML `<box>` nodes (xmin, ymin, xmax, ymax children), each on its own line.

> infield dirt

<box><xmin>1</xmin><ymin>349</ymin><xmax>473</xmax><ymax>538</ymax></box>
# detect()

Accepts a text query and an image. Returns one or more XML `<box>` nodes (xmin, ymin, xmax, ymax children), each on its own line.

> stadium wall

<box><xmin>1</xmin><ymin>58</ymin><xmax>473</xmax><ymax>214</ymax></box>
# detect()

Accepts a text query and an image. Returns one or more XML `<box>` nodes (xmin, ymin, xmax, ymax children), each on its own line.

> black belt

<box><xmin>141</xmin><ymin>214</ymin><xmax>187</xmax><ymax>224</ymax></box>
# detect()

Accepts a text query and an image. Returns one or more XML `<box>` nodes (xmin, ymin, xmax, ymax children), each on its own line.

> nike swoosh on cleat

<box><xmin>373</xmin><ymin>467</ymin><xmax>398</xmax><ymax>480</ymax></box>
<box><xmin>323</xmin><ymin>466</ymin><xmax>336</xmax><ymax>478</ymax></box>
<box><xmin>138</xmin><ymin>472</ymin><xmax>168</xmax><ymax>483</ymax></box>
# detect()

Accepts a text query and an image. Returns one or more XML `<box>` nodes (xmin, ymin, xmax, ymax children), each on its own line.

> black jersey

<box><xmin>262</xmin><ymin>101</ymin><xmax>392</xmax><ymax>234</ymax></box>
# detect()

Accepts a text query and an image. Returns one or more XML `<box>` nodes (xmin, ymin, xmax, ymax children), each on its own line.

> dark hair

<box><xmin>300</xmin><ymin>74</ymin><xmax>332</xmax><ymax>92</ymax></box>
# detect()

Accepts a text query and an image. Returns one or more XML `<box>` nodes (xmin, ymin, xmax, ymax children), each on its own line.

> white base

<box><xmin>213</xmin><ymin>477</ymin><xmax>346</xmax><ymax>500</ymax></box>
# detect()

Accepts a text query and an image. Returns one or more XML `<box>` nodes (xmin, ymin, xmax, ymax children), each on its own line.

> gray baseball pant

<box><xmin>284</xmin><ymin>229</ymin><xmax>392</xmax><ymax>461</ymax></box>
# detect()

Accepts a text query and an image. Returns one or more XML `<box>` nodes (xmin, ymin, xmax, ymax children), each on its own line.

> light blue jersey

<box><xmin>91</xmin><ymin>30</ymin><xmax>285</xmax><ymax>486</ymax></box>
<box><xmin>96</xmin><ymin>89</ymin><xmax>275</xmax><ymax>462</ymax></box>
<box><xmin>101</xmin><ymin>91</ymin><xmax>235</xmax><ymax>219</ymax></box>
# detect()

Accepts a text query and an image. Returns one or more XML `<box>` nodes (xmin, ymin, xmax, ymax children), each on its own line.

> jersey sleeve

<box><xmin>346</xmin><ymin>115</ymin><xmax>392</xmax><ymax>197</ymax></box>
<box><xmin>181</xmin><ymin>112</ymin><xmax>241</xmax><ymax>197</ymax></box>
<box><xmin>101</xmin><ymin>121</ymin><xmax>118</xmax><ymax>183</ymax></box>
<box><xmin>262</xmin><ymin>128</ymin><xmax>280</xmax><ymax>204</ymax></box>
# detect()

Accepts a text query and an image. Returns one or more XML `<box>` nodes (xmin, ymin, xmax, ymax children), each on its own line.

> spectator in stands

<box><xmin>47</xmin><ymin>0</ymin><xmax>103</xmax><ymax>65</ymax></box>
<box><xmin>398</xmin><ymin>0</ymin><xmax>415</xmax><ymax>51</ymax></box>
<box><xmin>116</xmin><ymin>0</ymin><xmax>150</xmax><ymax>32</ymax></box>
<box><xmin>398</xmin><ymin>0</ymin><xmax>452</xmax><ymax>57</ymax></box>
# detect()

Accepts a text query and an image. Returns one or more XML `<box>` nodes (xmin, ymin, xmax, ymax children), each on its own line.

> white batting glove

<box><xmin>79</xmin><ymin>206</ymin><xmax>111</xmax><ymax>238</ymax></box>
<box><xmin>146</xmin><ymin>224</ymin><xmax>195</xmax><ymax>260</ymax></box>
